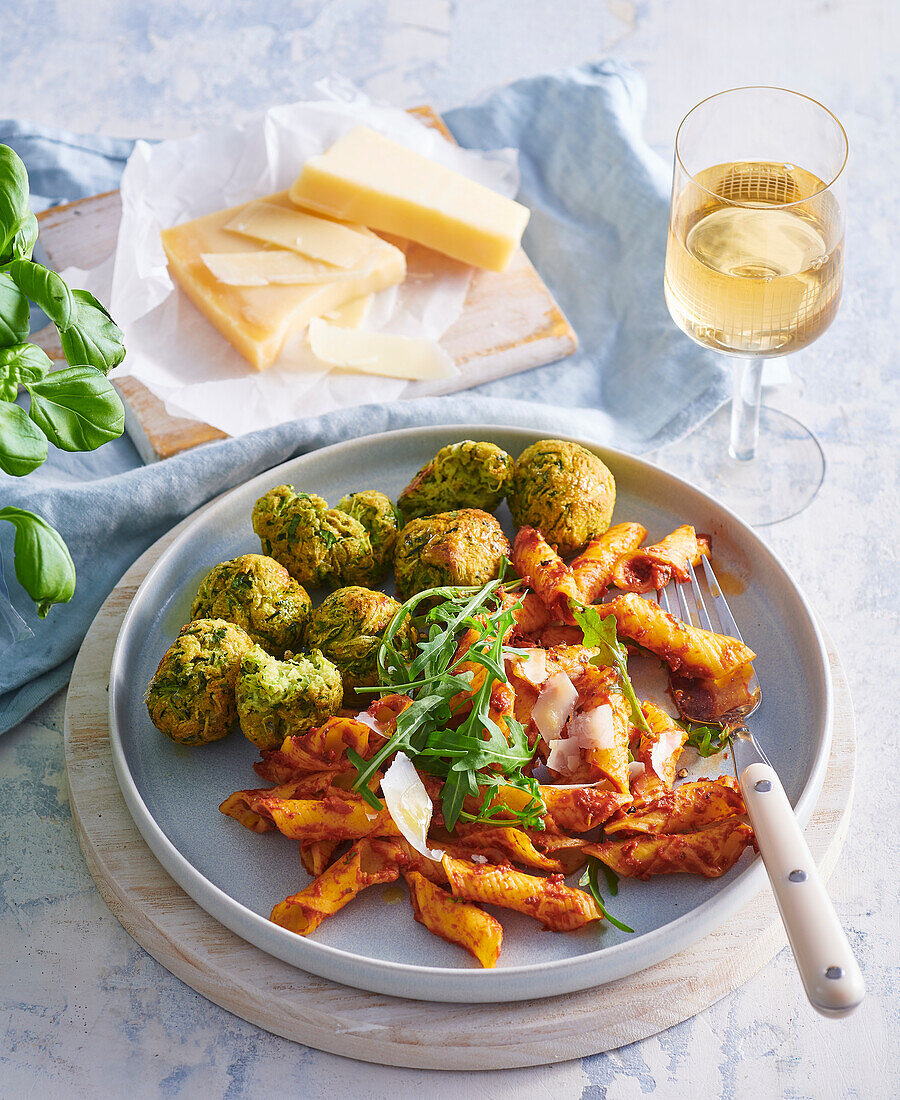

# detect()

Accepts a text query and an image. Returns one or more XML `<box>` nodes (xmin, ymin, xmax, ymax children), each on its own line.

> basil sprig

<box><xmin>0</xmin><ymin>143</ymin><xmax>126</xmax><ymax>619</ymax></box>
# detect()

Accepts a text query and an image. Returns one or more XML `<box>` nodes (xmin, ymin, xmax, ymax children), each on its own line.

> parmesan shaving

<box><xmin>532</xmin><ymin>672</ymin><xmax>578</xmax><ymax>740</ymax></box>
<box><xmin>200</xmin><ymin>250</ymin><xmax>370</xmax><ymax>286</ymax></box>
<box><xmin>381</xmin><ymin>752</ymin><xmax>443</xmax><ymax>862</ymax></box>
<box><xmin>513</xmin><ymin>648</ymin><xmax>549</xmax><ymax>687</ymax></box>
<box><xmin>650</xmin><ymin>728</ymin><xmax>685</xmax><ymax>778</ymax></box>
<box><xmin>307</xmin><ymin>317</ymin><xmax>457</xmax><ymax>381</ymax></box>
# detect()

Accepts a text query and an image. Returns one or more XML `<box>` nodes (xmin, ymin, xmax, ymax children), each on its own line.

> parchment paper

<box><xmin>67</xmin><ymin>81</ymin><xmax>520</xmax><ymax>437</ymax></box>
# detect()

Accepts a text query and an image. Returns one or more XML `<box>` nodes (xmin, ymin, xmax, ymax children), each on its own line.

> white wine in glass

<box><xmin>662</xmin><ymin>89</ymin><xmax>848</xmax><ymax>524</ymax></box>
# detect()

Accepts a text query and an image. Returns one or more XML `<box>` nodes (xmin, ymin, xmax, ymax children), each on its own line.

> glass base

<box><xmin>656</xmin><ymin>405</ymin><xmax>825</xmax><ymax>526</ymax></box>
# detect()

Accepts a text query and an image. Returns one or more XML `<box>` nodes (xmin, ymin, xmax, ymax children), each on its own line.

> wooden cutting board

<box><xmin>32</xmin><ymin>107</ymin><xmax>577</xmax><ymax>464</ymax></box>
<box><xmin>62</xmin><ymin>505</ymin><xmax>857</xmax><ymax>1069</ymax></box>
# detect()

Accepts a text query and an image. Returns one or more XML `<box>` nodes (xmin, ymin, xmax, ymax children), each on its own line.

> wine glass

<box><xmin>661</xmin><ymin>87</ymin><xmax>848</xmax><ymax>525</ymax></box>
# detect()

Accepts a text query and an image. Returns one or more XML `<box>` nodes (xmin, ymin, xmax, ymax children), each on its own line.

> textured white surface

<box><xmin>1</xmin><ymin>0</ymin><xmax>898</xmax><ymax>1096</ymax></box>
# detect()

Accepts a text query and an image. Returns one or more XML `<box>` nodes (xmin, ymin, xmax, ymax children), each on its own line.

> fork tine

<box><xmin>676</xmin><ymin>579</ymin><xmax>695</xmax><ymax>625</ymax></box>
<box><xmin>687</xmin><ymin>561</ymin><xmax>714</xmax><ymax>631</ymax></box>
<box><xmin>658</xmin><ymin>585</ymin><xmax>673</xmax><ymax>615</ymax></box>
<box><xmin>700</xmin><ymin>556</ymin><xmax>745</xmax><ymax>643</ymax></box>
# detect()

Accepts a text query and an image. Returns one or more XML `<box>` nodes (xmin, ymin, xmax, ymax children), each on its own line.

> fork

<box><xmin>658</xmin><ymin>557</ymin><xmax>865</xmax><ymax>1018</ymax></box>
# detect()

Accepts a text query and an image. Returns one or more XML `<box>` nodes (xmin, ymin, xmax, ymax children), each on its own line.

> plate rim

<box><xmin>108</xmin><ymin>422</ymin><xmax>833</xmax><ymax>1002</ymax></box>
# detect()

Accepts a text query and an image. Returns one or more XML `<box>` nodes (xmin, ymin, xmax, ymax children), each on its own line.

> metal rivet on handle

<box><xmin>789</xmin><ymin>869</ymin><xmax>807</xmax><ymax>883</ymax></box>
<box><xmin>755</xmin><ymin>779</ymin><xmax>772</xmax><ymax>792</ymax></box>
<box><xmin>825</xmin><ymin>966</ymin><xmax>844</xmax><ymax>980</ymax></box>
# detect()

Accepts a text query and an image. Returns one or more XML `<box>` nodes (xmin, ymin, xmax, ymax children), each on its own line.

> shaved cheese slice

<box><xmin>568</xmin><ymin>704</ymin><xmax>616</xmax><ymax>751</ymax></box>
<box><xmin>532</xmin><ymin>672</ymin><xmax>578</xmax><ymax>740</ymax></box>
<box><xmin>381</xmin><ymin>752</ymin><xmax>443</xmax><ymax>862</ymax></box>
<box><xmin>322</xmin><ymin>294</ymin><xmax>373</xmax><ymax>329</ymax></box>
<box><xmin>201</xmin><ymin>250</ymin><xmax>370</xmax><ymax>287</ymax></box>
<box><xmin>628</xmin><ymin>761</ymin><xmax>646</xmax><ymax>783</ymax></box>
<box><xmin>307</xmin><ymin>317</ymin><xmax>457</xmax><ymax>381</ymax></box>
<box><xmin>650</xmin><ymin>728</ymin><xmax>685</xmax><ymax>778</ymax></box>
<box><xmin>513</xmin><ymin>648</ymin><xmax>548</xmax><ymax>687</ymax></box>
<box><xmin>354</xmin><ymin>710</ymin><xmax>385</xmax><ymax>735</ymax></box>
<box><xmin>224</xmin><ymin>201</ymin><xmax>375</xmax><ymax>269</ymax></box>
<box><xmin>546</xmin><ymin>738</ymin><xmax>581</xmax><ymax>776</ymax></box>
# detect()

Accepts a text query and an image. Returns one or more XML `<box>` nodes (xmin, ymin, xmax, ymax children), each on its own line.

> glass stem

<box><xmin>729</xmin><ymin>358</ymin><xmax>764</xmax><ymax>462</ymax></box>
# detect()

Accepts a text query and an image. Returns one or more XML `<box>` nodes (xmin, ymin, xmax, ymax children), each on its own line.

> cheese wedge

<box><xmin>307</xmin><ymin>318</ymin><xmax>456</xmax><ymax>381</ymax></box>
<box><xmin>224</xmin><ymin>201</ymin><xmax>374</xmax><ymax>269</ymax></box>
<box><xmin>161</xmin><ymin>191</ymin><xmax>405</xmax><ymax>371</ymax></box>
<box><xmin>289</xmin><ymin>126</ymin><xmax>530</xmax><ymax>272</ymax></box>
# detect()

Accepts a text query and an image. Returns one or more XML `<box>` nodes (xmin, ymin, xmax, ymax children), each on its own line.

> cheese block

<box><xmin>289</xmin><ymin>126</ymin><xmax>530</xmax><ymax>272</ymax></box>
<box><xmin>161</xmin><ymin>191</ymin><xmax>405</xmax><ymax>371</ymax></box>
<box><xmin>224</xmin><ymin>201</ymin><xmax>374</xmax><ymax>269</ymax></box>
<box><xmin>307</xmin><ymin>317</ymin><xmax>457</xmax><ymax>380</ymax></box>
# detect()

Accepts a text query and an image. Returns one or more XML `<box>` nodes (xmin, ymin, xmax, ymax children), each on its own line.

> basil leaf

<box><xmin>0</xmin><ymin>273</ymin><xmax>30</xmax><ymax>347</ymax></box>
<box><xmin>25</xmin><ymin>365</ymin><xmax>124</xmax><ymax>452</ymax></box>
<box><xmin>0</xmin><ymin>145</ymin><xmax>30</xmax><ymax>261</ymax></box>
<box><xmin>0</xmin><ymin>399</ymin><xmax>48</xmax><ymax>475</ymax></box>
<box><xmin>0</xmin><ymin>506</ymin><xmax>75</xmax><ymax>617</ymax></box>
<box><xmin>0</xmin><ymin>343</ymin><xmax>51</xmax><ymax>401</ymax></box>
<box><xmin>9</xmin><ymin>210</ymin><xmax>38</xmax><ymax>262</ymax></box>
<box><xmin>58</xmin><ymin>289</ymin><xmax>125</xmax><ymax>374</ymax></box>
<box><xmin>8</xmin><ymin>259</ymin><xmax>73</xmax><ymax>330</ymax></box>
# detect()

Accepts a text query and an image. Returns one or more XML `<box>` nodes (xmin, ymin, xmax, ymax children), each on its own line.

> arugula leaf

<box><xmin>681</xmin><ymin>720</ymin><xmax>732</xmax><ymax>757</ymax></box>
<box><xmin>571</xmin><ymin>601</ymin><xmax>650</xmax><ymax>734</ymax></box>
<box><xmin>579</xmin><ymin>857</ymin><xmax>634</xmax><ymax>933</ymax></box>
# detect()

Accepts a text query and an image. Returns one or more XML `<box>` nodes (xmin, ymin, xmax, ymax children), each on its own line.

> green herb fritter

<box><xmin>394</xmin><ymin>508</ymin><xmax>511</xmax><ymax>601</ymax></box>
<box><xmin>145</xmin><ymin>619</ymin><xmax>254</xmax><ymax>746</ymax></box>
<box><xmin>236</xmin><ymin>645</ymin><xmax>344</xmax><ymax>750</ymax></box>
<box><xmin>397</xmin><ymin>440</ymin><xmax>514</xmax><ymax>523</ymax></box>
<box><xmin>189</xmin><ymin>554</ymin><xmax>310</xmax><ymax>654</ymax></box>
<box><xmin>336</xmin><ymin>490</ymin><xmax>400</xmax><ymax>579</ymax></box>
<box><xmin>305</xmin><ymin>585</ymin><xmax>415</xmax><ymax>694</ymax></box>
<box><xmin>508</xmin><ymin>439</ymin><xmax>616</xmax><ymax>556</ymax></box>
<box><xmin>252</xmin><ymin>484</ymin><xmax>375</xmax><ymax>589</ymax></box>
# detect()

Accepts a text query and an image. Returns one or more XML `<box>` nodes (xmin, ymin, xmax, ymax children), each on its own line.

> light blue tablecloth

<box><xmin>0</xmin><ymin>60</ymin><xmax>727</xmax><ymax>733</ymax></box>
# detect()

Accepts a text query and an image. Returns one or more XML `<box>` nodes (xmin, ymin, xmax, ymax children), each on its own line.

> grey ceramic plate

<box><xmin>108</xmin><ymin>425</ymin><xmax>832</xmax><ymax>1003</ymax></box>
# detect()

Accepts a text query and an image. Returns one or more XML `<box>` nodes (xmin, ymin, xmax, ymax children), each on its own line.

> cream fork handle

<box><xmin>740</xmin><ymin>761</ymin><xmax>865</xmax><ymax>1017</ymax></box>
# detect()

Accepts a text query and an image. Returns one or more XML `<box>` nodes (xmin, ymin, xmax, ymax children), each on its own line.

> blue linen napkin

<box><xmin>0</xmin><ymin>60</ymin><xmax>727</xmax><ymax>734</ymax></box>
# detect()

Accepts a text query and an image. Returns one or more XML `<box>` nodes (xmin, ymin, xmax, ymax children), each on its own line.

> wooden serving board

<box><xmin>33</xmin><ymin>106</ymin><xmax>577</xmax><ymax>464</ymax></box>
<box><xmin>62</xmin><ymin>507</ymin><xmax>857</xmax><ymax>1070</ymax></box>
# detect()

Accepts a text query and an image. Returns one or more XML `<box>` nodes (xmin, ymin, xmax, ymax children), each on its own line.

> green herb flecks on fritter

<box><xmin>235</xmin><ymin>645</ymin><xmax>343</xmax><ymax>750</ymax></box>
<box><xmin>336</xmin><ymin>490</ymin><xmax>400</xmax><ymax>580</ymax></box>
<box><xmin>508</xmin><ymin>439</ymin><xmax>615</xmax><ymax>557</ymax></box>
<box><xmin>305</xmin><ymin>585</ymin><xmax>415</xmax><ymax>695</ymax></box>
<box><xmin>145</xmin><ymin>618</ymin><xmax>254</xmax><ymax>746</ymax></box>
<box><xmin>397</xmin><ymin>440</ymin><xmax>514</xmax><ymax>524</ymax></box>
<box><xmin>251</xmin><ymin>484</ymin><xmax>375</xmax><ymax>589</ymax></box>
<box><xmin>393</xmin><ymin>508</ymin><xmax>511</xmax><ymax>602</ymax></box>
<box><xmin>189</xmin><ymin>553</ymin><xmax>311</xmax><ymax>654</ymax></box>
